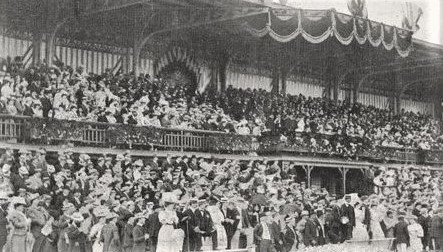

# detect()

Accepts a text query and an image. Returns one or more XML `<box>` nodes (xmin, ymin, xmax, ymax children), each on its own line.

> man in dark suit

<box><xmin>283</xmin><ymin>215</ymin><xmax>299</xmax><ymax>251</ymax></box>
<box><xmin>238</xmin><ymin>199</ymin><xmax>253</xmax><ymax>249</ymax></box>
<box><xmin>179</xmin><ymin>156</ymin><xmax>190</xmax><ymax>176</ymax></box>
<box><xmin>182</xmin><ymin>199</ymin><xmax>200</xmax><ymax>252</ymax></box>
<box><xmin>394</xmin><ymin>214</ymin><xmax>409</xmax><ymax>252</ymax></box>
<box><xmin>224</xmin><ymin>200</ymin><xmax>240</xmax><ymax>249</ymax></box>
<box><xmin>429</xmin><ymin>209</ymin><xmax>443</xmax><ymax>250</ymax></box>
<box><xmin>340</xmin><ymin>195</ymin><xmax>355</xmax><ymax>241</ymax></box>
<box><xmin>0</xmin><ymin>193</ymin><xmax>8</xmax><ymax>250</ymax></box>
<box><xmin>188</xmin><ymin>155</ymin><xmax>199</xmax><ymax>172</ymax></box>
<box><xmin>161</xmin><ymin>154</ymin><xmax>173</xmax><ymax>172</ymax></box>
<box><xmin>147</xmin><ymin>205</ymin><xmax>161</xmax><ymax>252</ymax></box>
<box><xmin>253</xmin><ymin>212</ymin><xmax>277</xmax><ymax>252</ymax></box>
<box><xmin>304</xmin><ymin>212</ymin><xmax>319</xmax><ymax>247</ymax></box>
<box><xmin>195</xmin><ymin>199</ymin><xmax>214</xmax><ymax>249</ymax></box>
<box><xmin>147</xmin><ymin>155</ymin><xmax>159</xmax><ymax>171</ymax></box>
<box><xmin>418</xmin><ymin>208</ymin><xmax>431</xmax><ymax>250</ymax></box>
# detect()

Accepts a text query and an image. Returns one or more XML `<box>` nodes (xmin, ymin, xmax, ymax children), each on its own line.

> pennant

<box><xmin>347</xmin><ymin>0</ymin><xmax>368</xmax><ymax>19</ymax></box>
<box><xmin>402</xmin><ymin>1</ymin><xmax>423</xmax><ymax>32</ymax></box>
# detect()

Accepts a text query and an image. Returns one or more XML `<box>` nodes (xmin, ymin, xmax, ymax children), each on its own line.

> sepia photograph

<box><xmin>0</xmin><ymin>0</ymin><xmax>442</xmax><ymax>251</ymax></box>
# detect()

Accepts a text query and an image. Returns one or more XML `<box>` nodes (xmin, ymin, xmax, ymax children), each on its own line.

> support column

<box><xmin>124</xmin><ymin>48</ymin><xmax>131</xmax><ymax>74</ymax></box>
<box><xmin>302</xmin><ymin>165</ymin><xmax>314</xmax><ymax>188</ymax></box>
<box><xmin>32</xmin><ymin>33</ymin><xmax>43</xmax><ymax>66</ymax></box>
<box><xmin>434</xmin><ymin>99</ymin><xmax>442</xmax><ymax>121</ymax></box>
<box><xmin>271</xmin><ymin>67</ymin><xmax>280</xmax><ymax>94</ymax></box>
<box><xmin>133</xmin><ymin>40</ymin><xmax>142</xmax><ymax>77</ymax></box>
<box><xmin>352</xmin><ymin>83</ymin><xmax>359</xmax><ymax>104</ymax></box>
<box><xmin>218</xmin><ymin>53</ymin><xmax>230</xmax><ymax>93</ymax></box>
<box><xmin>280</xmin><ymin>68</ymin><xmax>287</xmax><ymax>95</ymax></box>
<box><xmin>338</xmin><ymin>167</ymin><xmax>349</xmax><ymax>195</ymax></box>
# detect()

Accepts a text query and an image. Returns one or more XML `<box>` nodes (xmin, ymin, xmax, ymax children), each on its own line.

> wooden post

<box><xmin>338</xmin><ymin>167</ymin><xmax>349</xmax><ymax>195</ymax></box>
<box><xmin>302</xmin><ymin>165</ymin><xmax>314</xmax><ymax>188</ymax></box>
<box><xmin>32</xmin><ymin>33</ymin><xmax>43</xmax><ymax>66</ymax></box>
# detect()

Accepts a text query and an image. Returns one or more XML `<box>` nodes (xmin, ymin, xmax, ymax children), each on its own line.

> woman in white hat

<box><xmin>89</xmin><ymin>206</ymin><xmax>108</xmax><ymax>252</ymax></box>
<box><xmin>3</xmin><ymin>197</ymin><xmax>34</xmax><ymax>252</ymax></box>
<box><xmin>156</xmin><ymin>192</ymin><xmax>180</xmax><ymax>252</ymax></box>
<box><xmin>66</xmin><ymin>212</ymin><xmax>87</xmax><ymax>252</ymax></box>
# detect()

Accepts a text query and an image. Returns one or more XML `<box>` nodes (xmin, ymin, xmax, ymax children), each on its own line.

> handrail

<box><xmin>0</xmin><ymin>114</ymin><xmax>245</xmax><ymax>136</ymax></box>
<box><xmin>0</xmin><ymin>114</ymin><xmax>441</xmax><ymax>163</ymax></box>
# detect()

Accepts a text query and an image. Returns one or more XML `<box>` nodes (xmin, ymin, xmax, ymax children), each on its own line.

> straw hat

<box><xmin>70</xmin><ymin>212</ymin><xmax>84</xmax><ymax>222</ymax></box>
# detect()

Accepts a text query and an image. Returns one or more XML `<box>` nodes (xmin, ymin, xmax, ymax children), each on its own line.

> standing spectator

<box><xmin>0</xmin><ymin>192</ymin><xmax>10</xmax><ymax>249</ymax></box>
<box><xmin>394</xmin><ymin>214</ymin><xmax>410</xmax><ymax>252</ymax></box>
<box><xmin>224</xmin><ymin>200</ymin><xmax>240</xmax><ymax>249</ymax></box>
<box><xmin>429</xmin><ymin>209</ymin><xmax>443</xmax><ymax>250</ymax></box>
<box><xmin>407</xmin><ymin>215</ymin><xmax>424</xmax><ymax>252</ymax></box>
<box><xmin>253</xmin><ymin>211</ymin><xmax>276</xmax><ymax>252</ymax></box>
<box><xmin>340</xmin><ymin>195</ymin><xmax>355</xmax><ymax>241</ymax></box>
<box><xmin>132</xmin><ymin>214</ymin><xmax>147</xmax><ymax>252</ymax></box>
<box><xmin>147</xmin><ymin>205</ymin><xmax>161</xmax><ymax>252</ymax></box>
<box><xmin>100</xmin><ymin>213</ymin><xmax>120</xmax><ymax>252</ymax></box>
<box><xmin>3</xmin><ymin>197</ymin><xmax>34</xmax><ymax>252</ymax></box>
<box><xmin>156</xmin><ymin>194</ymin><xmax>180</xmax><ymax>252</ymax></box>
<box><xmin>283</xmin><ymin>215</ymin><xmax>299</xmax><ymax>252</ymax></box>
<box><xmin>418</xmin><ymin>208</ymin><xmax>431</xmax><ymax>251</ymax></box>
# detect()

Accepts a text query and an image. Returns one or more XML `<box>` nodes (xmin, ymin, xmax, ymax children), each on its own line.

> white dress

<box><xmin>157</xmin><ymin>210</ymin><xmax>181</xmax><ymax>252</ymax></box>
<box><xmin>207</xmin><ymin>205</ymin><xmax>228</xmax><ymax>250</ymax></box>
<box><xmin>408</xmin><ymin>223</ymin><xmax>423</xmax><ymax>252</ymax></box>
<box><xmin>370</xmin><ymin>209</ymin><xmax>385</xmax><ymax>239</ymax></box>
<box><xmin>89</xmin><ymin>222</ymin><xmax>104</xmax><ymax>252</ymax></box>
<box><xmin>352</xmin><ymin>208</ymin><xmax>369</xmax><ymax>241</ymax></box>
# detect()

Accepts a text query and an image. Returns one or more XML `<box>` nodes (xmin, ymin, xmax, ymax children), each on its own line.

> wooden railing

<box><xmin>0</xmin><ymin>114</ymin><xmax>441</xmax><ymax>164</ymax></box>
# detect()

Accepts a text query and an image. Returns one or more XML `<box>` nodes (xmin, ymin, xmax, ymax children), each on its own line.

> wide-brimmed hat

<box><xmin>105</xmin><ymin>212</ymin><xmax>119</xmax><ymax>220</ymax></box>
<box><xmin>18</xmin><ymin>166</ymin><xmax>28</xmax><ymax>175</ymax></box>
<box><xmin>70</xmin><ymin>212</ymin><xmax>84</xmax><ymax>222</ymax></box>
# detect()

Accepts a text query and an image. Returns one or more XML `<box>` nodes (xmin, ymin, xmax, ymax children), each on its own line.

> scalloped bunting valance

<box><xmin>242</xmin><ymin>9</ymin><xmax>413</xmax><ymax>57</ymax></box>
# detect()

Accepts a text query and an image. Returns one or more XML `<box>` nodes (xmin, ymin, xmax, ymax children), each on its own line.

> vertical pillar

<box><xmin>218</xmin><ymin>53</ymin><xmax>230</xmax><ymax>93</ymax></box>
<box><xmin>338</xmin><ymin>167</ymin><xmax>349</xmax><ymax>195</ymax></box>
<box><xmin>280</xmin><ymin>68</ymin><xmax>287</xmax><ymax>95</ymax></box>
<box><xmin>125</xmin><ymin>48</ymin><xmax>131</xmax><ymax>74</ymax></box>
<box><xmin>270</xmin><ymin>67</ymin><xmax>280</xmax><ymax>94</ymax></box>
<box><xmin>353</xmin><ymin>83</ymin><xmax>359</xmax><ymax>104</ymax></box>
<box><xmin>32</xmin><ymin>33</ymin><xmax>43</xmax><ymax>66</ymax></box>
<box><xmin>133</xmin><ymin>41</ymin><xmax>141</xmax><ymax>77</ymax></box>
<box><xmin>434</xmin><ymin>99</ymin><xmax>442</xmax><ymax>120</ymax></box>
<box><xmin>302</xmin><ymin>165</ymin><xmax>314</xmax><ymax>188</ymax></box>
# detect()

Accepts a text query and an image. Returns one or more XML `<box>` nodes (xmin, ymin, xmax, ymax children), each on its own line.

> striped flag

<box><xmin>347</xmin><ymin>0</ymin><xmax>368</xmax><ymax>18</ymax></box>
<box><xmin>402</xmin><ymin>1</ymin><xmax>423</xmax><ymax>32</ymax></box>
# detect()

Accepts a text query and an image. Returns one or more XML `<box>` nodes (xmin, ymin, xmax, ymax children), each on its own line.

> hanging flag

<box><xmin>347</xmin><ymin>0</ymin><xmax>368</xmax><ymax>19</ymax></box>
<box><xmin>402</xmin><ymin>1</ymin><xmax>423</xmax><ymax>32</ymax></box>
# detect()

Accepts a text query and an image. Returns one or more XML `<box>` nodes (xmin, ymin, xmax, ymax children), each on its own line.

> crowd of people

<box><xmin>0</xmin><ymin>146</ymin><xmax>443</xmax><ymax>252</ymax></box>
<box><xmin>0</xmin><ymin>62</ymin><xmax>441</xmax><ymax>153</ymax></box>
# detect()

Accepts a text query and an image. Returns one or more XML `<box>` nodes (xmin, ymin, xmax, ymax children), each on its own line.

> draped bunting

<box><xmin>242</xmin><ymin>9</ymin><xmax>413</xmax><ymax>57</ymax></box>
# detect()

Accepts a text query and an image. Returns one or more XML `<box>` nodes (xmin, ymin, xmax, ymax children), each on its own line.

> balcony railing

<box><xmin>0</xmin><ymin>114</ymin><xmax>441</xmax><ymax>164</ymax></box>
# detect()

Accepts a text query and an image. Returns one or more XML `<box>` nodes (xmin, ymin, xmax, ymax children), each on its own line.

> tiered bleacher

<box><xmin>0</xmin><ymin>59</ymin><xmax>443</xmax><ymax>252</ymax></box>
<box><xmin>1</xmin><ymin>63</ymin><xmax>441</xmax><ymax>163</ymax></box>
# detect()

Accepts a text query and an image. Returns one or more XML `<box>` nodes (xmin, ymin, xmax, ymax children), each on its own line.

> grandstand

<box><xmin>1</xmin><ymin>1</ymin><xmax>443</xmax><ymax>252</ymax></box>
<box><xmin>0</xmin><ymin>0</ymin><xmax>442</xmax><ymax>218</ymax></box>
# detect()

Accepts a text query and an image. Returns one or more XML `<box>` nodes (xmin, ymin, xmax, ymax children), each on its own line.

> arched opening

<box><xmin>158</xmin><ymin>61</ymin><xmax>198</xmax><ymax>95</ymax></box>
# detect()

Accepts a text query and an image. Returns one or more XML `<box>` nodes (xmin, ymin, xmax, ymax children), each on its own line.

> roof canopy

<box><xmin>1</xmin><ymin>0</ymin><xmax>442</xmax><ymax>100</ymax></box>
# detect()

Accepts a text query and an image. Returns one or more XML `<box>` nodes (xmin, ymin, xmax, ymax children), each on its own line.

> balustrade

<box><xmin>0</xmin><ymin>114</ymin><xmax>441</xmax><ymax>164</ymax></box>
